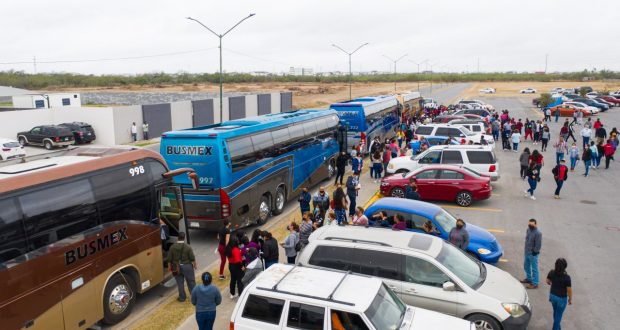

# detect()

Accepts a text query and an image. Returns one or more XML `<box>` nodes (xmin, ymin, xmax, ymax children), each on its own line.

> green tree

<box><xmin>538</xmin><ymin>93</ymin><xmax>554</xmax><ymax>108</ymax></box>
<box><xmin>579</xmin><ymin>87</ymin><xmax>588</xmax><ymax>97</ymax></box>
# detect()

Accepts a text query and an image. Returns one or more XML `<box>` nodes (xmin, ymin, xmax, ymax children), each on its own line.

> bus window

<box><xmin>229</xmin><ymin>136</ymin><xmax>256</xmax><ymax>172</ymax></box>
<box><xmin>0</xmin><ymin>198</ymin><xmax>28</xmax><ymax>263</ymax></box>
<box><xmin>20</xmin><ymin>179</ymin><xmax>99</xmax><ymax>250</ymax></box>
<box><xmin>92</xmin><ymin>166</ymin><xmax>152</xmax><ymax>223</ymax></box>
<box><xmin>159</xmin><ymin>186</ymin><xmax>184</xmax><ymax>236</ymax></box>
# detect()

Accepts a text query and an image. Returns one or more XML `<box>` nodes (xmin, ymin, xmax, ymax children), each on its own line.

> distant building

<box><xmin>12</xmin><ymin>93</ymin><xmax>81</xmax><ymax>108</ymax></box>
<box><xmin>250</xmin><ymin>71</ymin><xmax>271</xmax><ymax>77</ymax></box>
<box><xmin>289</xmin><ymin>67</ymin><xmax>313</xmax><ymax>76</ymax></box>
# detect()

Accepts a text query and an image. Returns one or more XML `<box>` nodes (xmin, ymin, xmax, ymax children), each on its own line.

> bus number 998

<box><xmin>129</xmin><ymin>165</ymin><xmax>145</xmax><ymax>177</ymax></box>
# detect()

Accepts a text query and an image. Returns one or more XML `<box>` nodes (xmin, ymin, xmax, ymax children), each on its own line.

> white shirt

<box><xmin>511</xmin><ymin>132</ymin><xmax>521</xmax><ymax>143</ymax></box>
<box><xmin>581</xmin><ymin>128</ymin><xmax>591</xmax><ymax>138</ymax></box>
<box><xmin>131</xmin><ymin>125</ymin><xmax>137</xmax><ymax>134</ymax></box>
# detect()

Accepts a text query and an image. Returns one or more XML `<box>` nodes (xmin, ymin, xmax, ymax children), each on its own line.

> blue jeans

<box><xmin>492</xmin><ymin>130</ymin><xmax>499</xmax><ymax>141</ymax></box>
<box><xmin>265</xmin><ymin>260</ymin><xmax>278</xmax><ymax>269</ymax></box>
<box><xmin>555</xmin><ymin>179</ymin><xmax>564</xmax><ymax>196</ymax></box>
<box><xmin>584</xmin><ymin>160</ymin><xmax>591</xmax><ymax>176</ymax></box>
<box><xmin>196</xmin><ymin>310</ymin><xmax>216</xmax><ymax>330</ymax></box>
<box><xmin>373</xmin><ymin>163</ymin><xmax>382</xmax><ymax>179</ymax></box>
<box><xmin>513</xmin><ymin>142</ymin><xmax>519</xmax><ymax>151</ymax></box>
<box><xmin>549</xmin><ymin>293</ymin><xmax>568</xmax><ymax>330</ymax></box>
<box><xmin>335</xmin><ymin>208</ymin><xmax>347</xmax><ymax>225</ymax></box>
<box><xmin>523</xmin><ymin>253</ymin><xmax>539</xmax><ymax>285</ymax></box>
<box><xmin>582</xmin><ymin>137</ymin><xmax>590</xmax><ymax>150</ymax></box>
<box><xmin>527</xmin><ymin>177</ymin><xmax>537</xmax><ymax>196</ymax></box>
<box><xmin>570</xmin><ymin>157</ymin><xmax>577</xmax><ymax>170</ymax></box>
<box><xmin>556</xmin><ymin>152</ymin><xmax>564</xmax><ymax>165</ymax></box>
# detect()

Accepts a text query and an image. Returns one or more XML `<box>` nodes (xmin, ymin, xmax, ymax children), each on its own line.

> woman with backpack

<box><xmin>281</xmin><ymin>222</ymin><xmax>300</xmax><ymax>264</ymax></box>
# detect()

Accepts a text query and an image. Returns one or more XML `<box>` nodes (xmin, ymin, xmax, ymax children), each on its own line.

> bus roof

<box><xmin>401</xmin><ymin>91</ymin><xmax>422</xmax><ymax>102</ymax></box>
<box><xmin>330</xmin><ymin>95</ymin><xmax>398</xmax><ymax>116</ymax></box>
<box><xmin>162</xmin><ymin>109</ymin><xmax>338</xmax><ymax>139</ymax></box>
<box><xmin>0</xmin><ymin>147</ymin><xmax>165</xmax><ymax>194</ymax></box>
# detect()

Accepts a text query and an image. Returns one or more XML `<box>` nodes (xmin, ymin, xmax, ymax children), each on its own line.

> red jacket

<box><xmin>604</xmin><ymin>143</ymin><xmax>615</xmax><ymax>156</ymax></box>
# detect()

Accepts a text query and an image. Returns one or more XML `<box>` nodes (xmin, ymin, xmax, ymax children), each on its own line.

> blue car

<box><xmin>364</xmin><ymin>197</ymin><xmax>503</xmax><ymax>263</ymax></box>
<box><xmin>409</xmin><ymin>136</ymin><xmax>458</xmax><ymax>155</ymax></box>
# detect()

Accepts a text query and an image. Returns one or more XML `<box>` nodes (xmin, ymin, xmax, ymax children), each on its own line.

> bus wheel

<box><xmin>257</xmin><ymin>195</ymin><xmax>271</xmax><ymax>224</ymax></box>
<box><xmin>327</xmin><ymin>161</ymin><xmax>335</xmax><ymax>178</ymax></box>
<box><xmin>273</xmin><ymin>187</ymin><xmax>286</xmax><ymax>215</ymax></box>
<box><xmin>102</xmin><ymin>273</ymin><xmax>135</xmax><ymax>325</ymax></box>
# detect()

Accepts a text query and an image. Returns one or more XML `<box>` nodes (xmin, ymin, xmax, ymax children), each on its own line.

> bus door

<box><xmin>336</xmin><ymin>125</ymin><xmax>348</xmax><ymax>153</ymax></box>
<box><xmin>156</xmin><ymin>185</ymin><xmax>189</xmax><ymax>246</ymax></box>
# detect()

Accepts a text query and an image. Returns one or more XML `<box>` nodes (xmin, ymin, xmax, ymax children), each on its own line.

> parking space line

<box><xmin>486</xmin><ymin>228</ymin><xmax>505</xmax><ymax>233</ymax></box>
<box><xmin>499</xmin><ymin>258</ymin><xmax>509</xmax><ymax>263</ymax></box>
<box><xmin>363</xmin><ymin>191</ymin><xmax>381</xmax><ymax>209</ymax></box>
<box><xmin>438</xmin><ymin>204</ymin><xmax>503</xmax><ymax>212</ymax></box>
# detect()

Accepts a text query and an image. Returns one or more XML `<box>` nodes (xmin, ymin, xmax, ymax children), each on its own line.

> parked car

<box><xmin>230</xmin><ymin>263</ymin><xmax>473</xmax><ymax>330</ymax></box>
<box><xmin>599</xmin><ymin>95</ymin><xmax>620</xmax><ymax>106</ymax></box>
<box><xmin>449</xmin><ymin>119</ymin><xmax>492</xmax><ymax>134</ymax></box>
<box><xmin>387</xmin><ymin>145</ymin><xmax>500</xmax><ymax>180</ymax></box>
<box><xmin>59</xmin><ymin>122</ymin><xmax>96</xmax><ymax>144</ymax></box>
<box><xmin>593</xmin><ymin>98</ymin><xmax>614</xmax><ymax>108</ymax></box>
<box><xmin>409</xmin><ymin>136</ymin><xmax>459</xmax><ymax>154</ymax></box>
<box><xmin>380</xmin><ymin>165</ymin><xmax>491</xmax><ymax>206</ymax></box>
<box><xmin>479</xmin><ymin>88</ymin><xmax>496</xmax><ymax>94</ymax></box>
<box><xmin>550</xmin><ymin>104</ymin><xmax>592</xmax><ymax>117</ymax></box>
<box><xmin>298</xmin><ymin>226</ymin><xmax>530</xmax><ymax>330</ymax></box>
<box><xmin>458</xmin><ymin>100</ymin><xmax>494</xmax><ymax>111</ymax></box>
<box><xmin>573</xmin><ymin>98</ymin><xmax>609</xmax><ymax>111</ymax></box>
<box><xmin>412</xmin><ymin>125</ymin><xmax>495</xmax><ymax>148</ymax></box>
<box><xmin>575</xmin><ymin>86</ymin><xmax>593</xmax><ymax>94</ymax></box>
<box><xmin>585</xmin><ymin>92</ymin><xmax>600</xmax><ymax>99</ymax></box>
<box><xmin>563</xmin><ymin>101</ymin><xmax>599</xmax><ymax>114</ymax></box>
<box><xmin>453</xmin><ymin>109</ymin><xmax>491</xmax><ymax>117</ymax></box>
<box><xmin>549</xmin><ymin>87</ymin><xmax>564</xmax><ymax>94</ymax></box>
<box><xmin>520</xmin><ymin>88</ymin><xmax>536</xmax><ymax>94</ymax></box>
<box><xmin>17</xmin><ymin>125</ymin><xmax>74</xmax><ymax>150</ymax></box>
<box><xmin>0</xmin><ymin>138</ymin><xmax>26</xmax><ymax>160</ymax></box>
<box><xmin>611</xmin><ymin>90</ymin><xmax>620</xmax><ymax>98</ymax></box>
<box><xmin>433</xmin><ymin>115</ymin><xmax>467</xmax><ymax>124</ymax></box>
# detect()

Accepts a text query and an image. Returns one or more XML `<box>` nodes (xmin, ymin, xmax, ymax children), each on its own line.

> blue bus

<box><xmin>330</xmin><ymin>95</ymin><xmax>400</xmax><ymax>151</ymax></box>
<box><xmin>160</xmin><ymin>109</ymin><xmax>344</xmax><ymax>230</ymax></box>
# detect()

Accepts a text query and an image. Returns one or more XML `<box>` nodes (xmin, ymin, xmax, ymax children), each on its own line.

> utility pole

<box><xmin>332</xmin><ymin>42</ymin><xmax>369</xmax><ymax>101</ymax></box>
<box><xmin>33</xmin><ymin>56</ymin><xmax>37</xmax><ymax>74</ymax></box>
<box><xmin>409</xmin><ymin>59</ymin><xmax>428</xmax><ymax>93</ymax></box>
<box><xmin>544</xmin><ymin>54</ymin><xmax>548</xmax><ymax>74</ymax></box>
<box><xmin>477</xmin><ymin>57</ymin><xmax>480</xmax><ymax>73</ymax></box>
<box><xmin>383</xmin><ymin>54</ymin><xmax>408</xmax><ymax>93</ymax></box>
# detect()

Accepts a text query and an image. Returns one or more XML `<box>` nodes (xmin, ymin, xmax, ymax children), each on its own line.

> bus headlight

<box><xmin>502</xmin><ymin>303</ymin><xmax>527</xmax><ymax>318</ymax></box>
<box><xmin>477</xmin><ymin>248</ymin><xmax>491</xmax><ymax>255</ymax></box>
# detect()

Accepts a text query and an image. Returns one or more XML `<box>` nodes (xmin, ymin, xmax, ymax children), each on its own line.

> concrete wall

<box><xmin>112</xmin><ymin>105</ymin><xmax>143</xmax><ymax>144</ymax></box>
<box><xmin>280</xmin><ymin>92</ymin><xmax>293</xmax><ymax>112</ymax></box>
<box><xmin>245</xmin><ymin>95</ymin><xmax>258</xmax><ymax>118</ymax></box>
<box><xmin>52</xmin><ymin>107</ymin><xmax>115</xmax><ymax>145</ymax></box>
<box><xmin>213</xmin><ymin>97</ymin><xmax>231</xmax><ymax>123</ymax></box>
<box><xmin>0</xmin><ymin>109</ymin><xmax>54</xmax><ymax>139</ymax></box>
<box><xmin>171</xmin><ymin>101</ymin><xmax>193</xmax><ymax>130</ymax></box>
<box><xmin>270</xmin><ymin>93</ymin><xmax>281</xmax><ymax>114</ymax></box>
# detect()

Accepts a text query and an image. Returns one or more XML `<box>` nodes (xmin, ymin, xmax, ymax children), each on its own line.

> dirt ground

<box><xmin>462</xmin><ymin>81</ymin><xmax>620</xmax><ymax>99</ymax></box>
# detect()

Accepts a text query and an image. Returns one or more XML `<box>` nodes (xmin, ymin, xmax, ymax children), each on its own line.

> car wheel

<box><xmin>102</xmin><ymin>273</ymin><xmax>135</xmax><ymax>325</ymax></box>
<box><xmin>44</xmin><ymin>140</ymin><xmax>53</xmax><ymax>150</ymax></box>
<box><xmin>273</xmin><ymin>187</ymin><xmax>286</xmax><ymax>215</ymax></box>
<box><xmin>257</xmin><ymin>195</ymin><xmax>271</xmax><ymax>224</ymax></box>
<box><xmin>327</xmin><ymin>160</ymin><xmax>335</xmax><ymax>179</ymax></box>
<box><xmin>466</xmin><ymin>314</ymin><xmax>501</xmax><ymax>330</ymax></box>
<box><xmin>456</xmin><ymin>191</ymin><xmax>473</xmax><ymax>207</ymax></box>
<box><xmin>391</xmin><ymin>187</ymin><xmax>405</xmax><ymax>198</ymax></box>
<box><xmin>18</xmin><ymin>137</ymin><xmax>27</xmax><ymax>146</ymax></box>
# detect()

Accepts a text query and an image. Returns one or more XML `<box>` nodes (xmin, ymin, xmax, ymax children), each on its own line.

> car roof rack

<box><xmin>256</xmin><ymin>265</ymin><xmax>356</xmax><ymax>306</ymax></box>
<box><xmin>323</xmin><ymin>236</ymin><xmax>392</xmax><ymax>247</ymax></box>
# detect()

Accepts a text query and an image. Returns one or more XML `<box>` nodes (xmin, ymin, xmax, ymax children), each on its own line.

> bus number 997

<box><xmin>200</xmin><ymin>177</ymin><xmax>213</xmax><ymax>184</ymax></box>
<box><xmin>129</xmin><ymin>165</ymin><xmax>145</xmax><ymax>177</ymax></box>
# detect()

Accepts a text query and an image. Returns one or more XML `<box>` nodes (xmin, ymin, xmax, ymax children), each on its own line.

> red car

<box><xmin>432</xmin><ymin>115</ymin><xmax>466</xmax><ymax>123</ymax></box>
<box><xmin>599</xmin><ymin>95</ymin><xmax>620</xmax><ymax>106</ymax></box>
<box><xmin>379</xmin><ymin>164</ymin><xmax>491</xmax><ymax>206</ymax></box>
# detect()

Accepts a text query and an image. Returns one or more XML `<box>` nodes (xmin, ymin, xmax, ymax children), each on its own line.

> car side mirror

<box><xmin>443</xmin><ymin>281</ymin><xmax>456</xmax><ymax>292</ymax></box>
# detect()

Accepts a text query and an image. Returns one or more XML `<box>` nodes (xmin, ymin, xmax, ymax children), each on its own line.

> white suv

<box><xmin>297</xmin><ymin>226</ymin><xmax>531</xmax><ymax>330</ymax></box>
<box><xmin>230</xmin><ymin>263</ymin><xmax>472</xmax><ymax>330</ymax></box>
<box><xmin>414</xmin><ymin>124</ymin><xmax>494</xmax><ymax>145</ymax></box>
<box><xmin>387</xmin><ymin>145</ymin><xmax>500</xmax><ymax>181</ymax></box>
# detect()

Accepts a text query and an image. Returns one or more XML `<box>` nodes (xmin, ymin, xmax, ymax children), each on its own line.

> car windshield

<box><xmin>365</xmin><ymin>284</ymin><xmax>406</xmax><ymax>330</ymax></box>
<box><xmin>436</xmin><ymin>242</ymin><xmax>485</xmax><ymax>289</ymax></box>
<box><xmin>3</xmin><ymin>142</ymin><xmax>21</xmax><ymax>148</ymax></box>
<box><xmin>460</xmin><ymin>127</ymin><xmax>475</xmax><ymax>136</ymax></box>
<box><xmin>434</xmin><ymin>209</ymin><xmax>457</xmax><ymax>232</ymax></box>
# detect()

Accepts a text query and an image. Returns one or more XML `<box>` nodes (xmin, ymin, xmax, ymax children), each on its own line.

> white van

<box><xmin>414</xmin><ymin>124</ymin><xmax>494</xmax><ymax>145</ymax></box>
<box><xmin>297</xmin><ymin>226</ymin><xmax>531</xmax><ymax>330</ymax></box>
<box><xmin>230</xmin><ymin>263</ymin><xmax>472</xmax><ymax>330</ymax></box>
<box><xmin>387</xmin><ymin>145</ymin><xmax>500</xmax><ymax>181</ymax></box>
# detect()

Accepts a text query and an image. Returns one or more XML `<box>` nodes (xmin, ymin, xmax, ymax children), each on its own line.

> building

<box><xmin>12</xmin><ymin>93</ymin><xmax>82</xmax><ymax>108</ymax></box>
<box><xmin>288</xmin><ymin>67</ymin><xmax>313</xmax><ymax>76</ymax></box>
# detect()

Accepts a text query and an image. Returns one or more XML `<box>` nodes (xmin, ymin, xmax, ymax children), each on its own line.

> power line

<box><xmin>223</xmin><ymin>48</ymin><xmax>288</xmax><ymax>66</ymax></box>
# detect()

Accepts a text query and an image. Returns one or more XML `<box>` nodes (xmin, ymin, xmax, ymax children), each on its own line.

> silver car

<box><xmin>297</xmin><ymin>226</ymin><xmax>531</xmax><ymax>330</ymax></box>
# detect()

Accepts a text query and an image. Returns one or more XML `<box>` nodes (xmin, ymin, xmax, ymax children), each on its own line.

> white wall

<box><xmin>170</xmin><ymin>101</ymin><xmax>193</xmax><ymax>130</ymax></box>
<box><xmin>245</xmin><ymin>95</ymin><xmax>258</xmax><ymax>118</ymax></box>
<box><xmin>52</xmin><ymin>107</ymin><xmax>115</xmax><ymax>145</ymax></box>
<box><xmin>0</xmin><ymin>109</ymin><xmax>54</xmax><ymax>139</ymax></box>
<box><xmin>213</xmin><ymin>97</ymin><xmax>230</xmax><ymax>123</ymax></box>
<box><xmin>270</xmin><ymin>93</ymin><xmax>281</xmax><ymax>114</ymax></box>
<box><xmin>112</xmin><ymin>105</ymin><xmax>143</xmax><ymax>144</ymax></box>
<box><xmin>49</xmin><ymin>93</ymin><xmax>81</xmax><ymax>107</ymax></box>
<box><xmin>12</xmin><ymin>93</ymin><xmax>81</xmax><ymax>108</ymax></box>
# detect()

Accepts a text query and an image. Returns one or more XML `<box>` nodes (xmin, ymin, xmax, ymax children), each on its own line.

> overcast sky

<box><xmin>1</xmin><ymin>0</ymin><xmax>618</xmax><ymax>75</ymax></box>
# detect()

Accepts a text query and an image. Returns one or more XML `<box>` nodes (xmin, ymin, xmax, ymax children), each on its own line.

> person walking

<box><xmin>552</xmin><ymin>159</ymin><xmax>569</xmax><ymax>199</ymax></box>
<box><xmin>334</xmin><ymin>152</ymin><xmax>347</xmax><ymax>185</ymax></box>
<box><xmin>524</xmin><ymin>161</ymin><xmax>540</xmax><ymax>200</ymax></box>
<box><xmin>312</xmin><ymin>186</ymin><xmax>330</xmax><ymax>221</ymax></box>
<box><xmin>582</xmin><ymin>144</ymin><xmax>592</xmax><ymax>177</ymax></box>
<box><xmin>261</xmin><ymin>231</ymin><xmax>279</xmax><ymax>269</ymax></box>
<box><xmin>371</xmin><ymin>150</ymin><xmax>383</xmax><ymax>183</ymax></box>
<box><xmin>604</xmin><ymin>139</ymin><xmax>615</xmax><ymax>169</ymax></box>
<box><xmin>522</xmin><ymin>219</ymin><xmax>542</xmax><ymax>289</ymax></box>
<box><xmin>524</xmin><ymin>119</ymin><xmax>533</xmax><ymax>141</ymax></box>
<box><xmin>511</xmin><ymin>129</ymin><xmax>521</xmax><ymax>152</ymax></box>
<box><xmin>299</xmin><ymin>212</ymin><xmax>314</xmax><ymax>248</ymax></box>
<box><xmin>519</xmin><ymin>148</ymin><xmax>531</xmax><ymax>179</ymax></box>
<box><xmin>492</xmin><ymin>120</ymin><xmax>500</xmax><ymax>141</ymax></box>
<box><xmin>544</xmin><ymin>107</ymin><xmax>551</xmax><ymax>122</ymax></box>
<box><xmin>346</xmin><ymin>172</ymin><xmax>360</xmax><ymax>217</ymax></box>
<box><xmin>530</xmin><ymin>149</ymin><xmax>544</xmax><ymax>171</ymax></box>
<box><xmin>191</xmin><ymin>272</ymin><xmax>221</xmax><ymax>330</ymax></box>
<box><xmin>168</xmin><ymin>232</ymin><xmax>196</xmax><ymax>302</ymax></box>
<box><xmin>448</xmin><ymin>219</ymin><xmax>469</xmax><ymax>250</ymax></box>
<box><xmin>333</xmin><ymin>185</ymin><xmax>348</xmax><ymax>225</ymax></box>
<box><xmin>142</xmin><ymin>121</ymin><xmax>149</xmax><ymax>140</ymax></box>
<box><xmin>567</xmin><ymin>121</ymin><xmax>577</xmax><ymax>143</ymax></box>
<box><xmin>382</xmin><ymin>146</ymin><xmax>392</xmax><ymax>177</ymax></box>
<box><xmin>595</xmin><ymin>123</ymin><xmax>607</xmax><ymax>145</ymax></box>
<box><xmin>131</xmin><ymin>122</ymin><xmax>137</xmax><ymax>142</ymax></box>
<box><xmin>351</xmin><ymin>206</ymin><xmax>369</xmax><ymax>226</ymax></box>
<box><xmin>297</xmin><ymin>187</ymin><xmax>311</xmax><ymax>217</ymax></box>
<box><xmin>568</xmin><ymin>143</ymin><xmax>580</xmax><ymax>172</ymax></box>
<box><xmin>554</xmin><ymin>106</ymin><xmax>560</xmax><ymax>122</ymax></box>
<box><xmin>533</xmin><ymin>120</ymin><xmax>541</xmax><ymax>145</ymax></box>
<box><xmin>541</xmin><ymin>126</ymin><xmax>551</xmax><ymax>152</ymax></box>
<box><xmin>580</xmin><ymin>126</ymin><xmax>592</xmax><ymax>150</ymax></box>
<box><xmin>281</xmin><ymin>222</ymin><xmax>300</xmax><ymax>264</ymax></box>
<box><xmin>596</xmin><ymin>141</ymin><xmax>605</xmax><ymax>169</ymax></box>
<box><xmin>546</xmin><ymin>258</ymin><xmax>573</xmax><ymax>330</ymax></box>
<box><xmin>216</xmin><ymin>220</ymin><xmax>231</xmax><ymax>280</ymax></box>
<box><xmin>589</xmin><ymin>141</ymin><xmax>599</xmax><ymax>169</ymax></box>
<box><xmin>225</xmin><ymin>236</ymin><xmax>244</xmax><ymax>298</ymax></box>
<box><xmin>405</xmin><ymin>179</ymin><xmax>421</xmax><ymax>200</ymax></box>
<box><xmin>554</xmin><ymin>137</ymin><xmax>568</xmax><ymax>165</ymax></box>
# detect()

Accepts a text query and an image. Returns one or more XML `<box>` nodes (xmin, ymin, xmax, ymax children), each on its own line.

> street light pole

<box><xmin>187</xmin><ymin>14</ymin><xmax>255</xmax><ymax>123</ymax></box>
<box><xmin>383</xmin><ymin>54</ymin><xmax>408</xmax><ymax>93</ymax></box>
<box><xmin>332</xmin><ymin>43</ymin><xmax>369</xmax><ymax>101</ymax></box>
<box><xmin>408</xmin><ymin>59</ymin><xmax>428</xmax><ymax>93</ymax></box>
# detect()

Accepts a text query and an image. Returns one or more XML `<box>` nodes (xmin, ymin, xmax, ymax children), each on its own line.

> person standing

<box><xmin>225</xmin><ymin>236</ymin><xmax>244</xmax><ymax>298</ymax></box>
<box><xmin>522</xmin><ymin>219</ymin><xmax>542</xmax><ymax>289</ymax></box>
<box><xmin>297</xmin><ymin>187</ymin><xmax>311</xmax><ymax>217</ymax></box>
<box><xmin>382</xmin><ymin>146</ymin><xmax>392</xmax><ymax>177</ymax></box>
<box><xmin>544</xmin><ymin>107</ymin><xmax>551</xmax><ymax>122</ymax></box>
<box><xmin>519</xmin><ymin>148</ymin><xmax>531</xmax><ymax>179</ymax></box>
<box><xmin>541</xmin><ymin>125</ymin><xmax>551</xmax><ymax>152</ymax></box>
<box><xmin>371</xmin><ymin>151</ymin><xmax>383</xmax><ymax>183</ymax></box>
<box><xmin>589</xmin><ymin>141</ymin><xmax>599</xmax><ymax>169</ymax></box>
<box><xmin>604</xmin><ymin>139</ymin><xmax>615</xmax><ymax>169</ymax></box>
<box><xmin>281</xmin><ymin>222</ymin><xmax>300</xmax><ymax>264</ymax></box>
<box><xmin>312</xmin><ymin>187</ymin><xmax>330</xmax><ymax>221</ymax></box>
<box><xmin>511</xmin><ymin>129</ymin><xmax>521</xmax><ymax>152</ymax></box>
<box><xmin>168</xmin><ymin>232</ymin><xmax>196</xmax><ymax>302</ymax></box>
<box><xmin>580</xmin><ymin>126</ymin><xmax>592</xmax><ymax>150</ymax></box>
<box><xmin>552</xmin><ymin>160</ymin><xmax>569</xmax><ymax>199</ymax></box>
<box><xmin>131</xmin><ymin>122</ymin><xmax>137</xmax><ymax>142</ymax></box>
<box><xmin>392</xmin><ymin>214</ymin><xmax>407</xmax><ymax>230</ymax></box>
<box><xmin>389</xmin><ymin>139</ymin><xmax>399</xmax><ymax>158</ymax></box>
<box><xmin>346</xmin><ymin>172</ymin><xmax>360</xmax><ymax>217</ymax></box>
<box><xmin>595</xmin><ymin>123</ymin><xmax>607</xmax><ymax>145</ymax></box>
<box><xmin>216</xmin><ymin>220</ymin><xmax>231</xmax><ymax>280</ymax></box>
<box><xmin>299</xmin><ymin>212</ymin><xmax>314</xmax><ymax>248</ymax></box>
<box><xmin>448</xmin><ymin>219</ymin><xmax>469</xmax><ymax>250</ymax></box>
<box><xmin>405</xmin><ymin>179</ymin><xmax>420</xmax><ymax>200</ymax></box>
<box><xmin>351</xmin><ymin>153</ymin><xmax>363</xmax><ymax>175</ymax></box>
<box><xmin>554</xmin><ymin>137</ymin><xmax>568</xmax><ymax>165</ymax></box>
<box><xmin>333</xmin><ymin>185</ymin><xmax>348</xmax><ymax>225</ymax></box>
<box><xmin>261</xmin><ymin>231</ymin><xmax>279</xmax><ymax>269</ymax></box>
<box><xmin>568</xmin><ymin>143</ymin><xmax>580</xmax><ymax>172</ymax></box>
<box><xmin>492</xmin><ymin>120</ymin><xmax>500</xmax><ymax>141</ymax></box>
<box><xmin>351</xmin><ymin>206</ymin><xmax>369</xmax><ymax>226</ymax></box>
<box><xmin>524</xmin><ymin>119</ymin><xmax>533</xmax><ymax>141</ymax></box>
<box><xmin>191</xmin><ymin>272</ymin><xmax>222</xmax><ymax>330</ymax></box>
<box><xmin>524</xmin><ymin>161</ymin><xmax>540</xmax><ymax>200</ymax></box>
<box><xmin>582</xmin><ymin>144</ymin><xmax>592</xmax><ymax>177</ymax></box>
<box><xmin>335</xmin><ymin>152</ymin><xmax>347</xmax><ymax>185</ymax></box>
<box><xmin>546</xmin><ymin>258</ymin><xmax>573</xmax><ymax>330</ymax></box>
<box><xmin>554</xmin><ymin>106</ymin><xmax>560</xmax><ymax>122</ymax></box>
<box><xmin>142</xmin><ymin>121</ymin><xmax>149</xmax><ymax>140</ymax></box>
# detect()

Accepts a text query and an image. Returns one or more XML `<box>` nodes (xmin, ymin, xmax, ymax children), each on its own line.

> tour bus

<box><xmin>398</xmin><ymin>91</ymin><xmax>424</xmax><ymax>123</ymax></box>
<box><xmin>160</xmin><ymin>109</ymin><xmax>345</xmax><ymax>231</ymax></box>
<box><xmin>0</xmin><ymin>147</ymin><xmax>197</xmax><ymax>330</ymax></box>
<box><xmin>330</xmin><ymin>95</ymin><xmax>400</xmax><ymax>152</ymax></box>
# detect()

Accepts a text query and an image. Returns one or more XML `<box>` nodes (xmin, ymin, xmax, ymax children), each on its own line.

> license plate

<box><xmin>87</xmin><ymin>133</ymin><xmax>92</xmax><ymax>136</ymax></box>
<box><xmin>190</xmin><ymin>222</ymin><xmax>200</xmax><ymax>228</ymax></box>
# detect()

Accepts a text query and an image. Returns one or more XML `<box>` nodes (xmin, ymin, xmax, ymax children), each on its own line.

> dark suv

<box><xmin>17</xmin><ymin>125</ymin><xmax>75</xmax><ymax>150</ymax></box>
<box><xmin>59</xmin><ymin>122</ymin><xmax>96</xmax><ymax>144</ymax></box>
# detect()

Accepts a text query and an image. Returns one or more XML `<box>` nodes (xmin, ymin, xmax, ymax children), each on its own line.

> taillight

<box><xmin>79</xmin><ymin>131</ymin><xmax>84</xmax><ymax>136</ymax></box>
<box><xmin>2</xmin><ymin>148</ymin><xmax>10</xmax><ymax>151</ymax></box>
<box><xmin>220</xmin><ymin>189</ymin><xmax>231</xmax><ymax>218</ymax></box>
<box><xmin>229</xmin><ymin>321</ymin><xmax>235</xmax><ymax>330</ymax></box>
<box><xmin>489</xmin><ymin>165</ymin><xmax>496</xmax><ymax>172</ymax></box>
<box><xmin>55</xmin><ymin>137</ymin><xmax>60</xmax><ymax>142</ymax></box>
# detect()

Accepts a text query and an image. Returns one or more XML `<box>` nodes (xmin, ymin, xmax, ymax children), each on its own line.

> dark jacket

<box><xmin>448</xmin><ymin>226</ymin><xmax>469</xmax><ymax>250</ymax></box>
<box><xmin>298</xmin><ymin>191</ymin><xmax>311</xmax><ymax>211</ymax></box>
<box><xmin>346</xmin><ymin>176</ymin><xmax>359</xmax><ymax>197</ymax></box>
<box><xmin>524</xmin><ymin>227</ymin><xmax>542</xmax><ymax>255</ymax></box>
<box><xmin>527</xmin><ymin>166</ymin><xmax>540</xmax><ymax>181</ymax></box>
<box><xmin>312</xmin><ymin>192</ymin><xmax>330</xmax><ymax>212</ymax></box>
<box><xmin>262</xmin><ymin>238</ymin><xmax>279</xmax><ymax>262</ymax></box>
<box><xmin>596</xmin><ymin>127</ymin><xmax>607</xmax><ymax>139</ymax></box>
<box><xmin>336</xmin><ymin>154</ymin><xmax>348</xmax><ymax>172</ymax></box>
<box><xmin>582</xmin><ymin>148</ymin><xmax>592</xmax><ymax>161</ymax></box>
<box><xmin>405</xmin><ymin>185</ymin><xmax>420</xmax><ymax>200</ymax></box>
<box><xmin>552</xmin><ymin>164</ymin><xmax>569</xmax><ymax>181</ymax></box>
